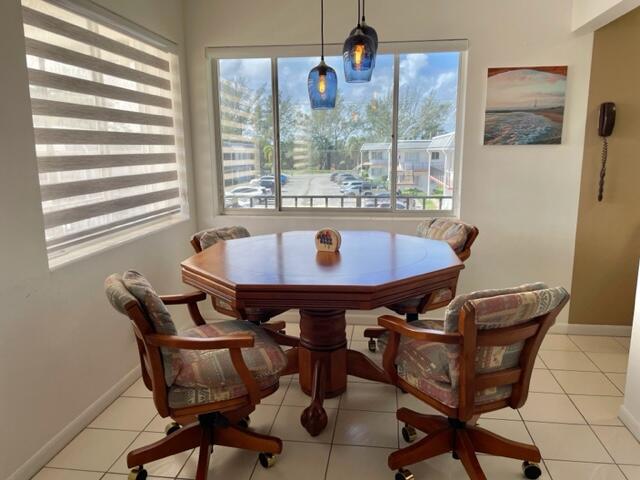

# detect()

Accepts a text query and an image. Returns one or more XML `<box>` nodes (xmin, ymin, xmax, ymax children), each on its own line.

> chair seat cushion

<box><xmin>168</xmin><ymin>321</ymin><xmax>287</xmax><ymax>408</ymax></box>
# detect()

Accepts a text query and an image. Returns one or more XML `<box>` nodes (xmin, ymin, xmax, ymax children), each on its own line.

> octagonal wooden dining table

<box><xmin>180</xmin><ymin>230</ymin><xmax>464</xmax><ymax>436</ymax></box>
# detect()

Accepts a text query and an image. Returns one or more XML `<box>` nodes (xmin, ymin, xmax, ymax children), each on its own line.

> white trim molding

<box><xmin>7</xmin><ymin>366</ymin><xmax>140</xmax><ymax>480</ymax></box>
<box><xmin>619</xmin><ymin>405</ymin><xmax>640</xmax><ymax>442</ymax></box>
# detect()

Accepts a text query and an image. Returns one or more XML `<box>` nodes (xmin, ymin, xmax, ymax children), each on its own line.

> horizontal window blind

<box><xmin>21</xmin><ymin>0</ymin><xmax>186</xmax><ymax>260</ymax></box>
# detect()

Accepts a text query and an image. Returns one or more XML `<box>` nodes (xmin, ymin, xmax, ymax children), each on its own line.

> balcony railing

<box><xmin>224</xmin><ymin>194</ymin><xmax>453</xmax><ymax>210</ymax></box>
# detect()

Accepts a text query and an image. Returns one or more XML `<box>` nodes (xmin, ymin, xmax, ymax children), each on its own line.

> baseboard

<box><xmin>8</xmin><ymin>366</ymin><xmax>140</xmax><ymax>480</ymax></box>
<box><xmin>549</xmin><ymin>323</ymin><xmax>632</xmax><ymax>336</ymax></box>
<box><xmin>619</xmin><ymin>404</ymin><xmax>640</xmax><ymax>442</ymax></box>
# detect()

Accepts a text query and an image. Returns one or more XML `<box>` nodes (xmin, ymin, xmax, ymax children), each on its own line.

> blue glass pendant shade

<box><xmin>350</xmin><ymin>21</ymin><xmax>378</xmax><ymax>50</ymax></box>
<box><xmin>343</xmin><ymin>27</ymin><xmax>376</xmax><ymax>83</ymax></box>
<box><xmin>308</xmin><ymin>60</ymin><xmax>337</xmax><ymax>109</ymax></box>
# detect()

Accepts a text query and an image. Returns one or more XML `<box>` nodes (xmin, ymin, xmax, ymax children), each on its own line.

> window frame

<box><xmin>22</xmin><ymin>0</ymin><xmax>190</xmax><ymax>268</ymax></box>
<box><xmin>207</xmin><ymin>40</ymin><xmax>468</xmax><ymax>217</ymax></box>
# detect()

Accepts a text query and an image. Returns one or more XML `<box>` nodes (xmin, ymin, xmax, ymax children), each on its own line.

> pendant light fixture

<box><xmin>351</xmin><ymin>0</ymin><xmax>378</xmax><ymax>51</ymax></box>
<box><xmin>343</xmin><ymin>0</ymin><xmax>377</xmax><ymax>83</ymax></box>
<box><xmin>308</xmin><ymin>0</ymin><xmax>337</xmax><ymax>109</ymax></box>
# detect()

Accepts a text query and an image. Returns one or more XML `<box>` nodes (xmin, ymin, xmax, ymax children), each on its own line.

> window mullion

<box><xmin>270</xmin><ymin>57</ymin><xmax>282</xmax><ymax>212</ymax></box>
<box><xmin>390</xmin><ymin>54</ymin><xmax>400</xmax><ymax>213</ymax></box>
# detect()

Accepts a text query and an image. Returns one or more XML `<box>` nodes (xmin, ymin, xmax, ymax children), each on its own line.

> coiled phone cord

<box><xmin>598</xmin><ymin>136</ymin><xmax>608</xmax><ymax>202</ymax></box>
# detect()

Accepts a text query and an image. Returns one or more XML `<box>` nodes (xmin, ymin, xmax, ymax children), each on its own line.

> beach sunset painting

<box><xmin>484</xmin><ymin>66</ymin><xmax>567</xmax><ymax>145</ymax></box>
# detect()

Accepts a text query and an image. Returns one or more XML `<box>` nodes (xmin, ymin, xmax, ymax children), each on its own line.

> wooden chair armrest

<box><xmin>145</xmin><ymin>332</ymin><xmax>255</xmax><ymax>350</ymax></box>
<box><xmin>378</xmin><ymin>315</ymin><xmax>461</xmax><ymax>344</ymax></box>
<box><xmin>160</xmin><ymin>291</ymin><xmax>207</xmax><ymax>305</ymax></box>
<box><xmin>160</xmin><ymin>291</ymin><xmax>207</xmax><ymax>326</ymax></box>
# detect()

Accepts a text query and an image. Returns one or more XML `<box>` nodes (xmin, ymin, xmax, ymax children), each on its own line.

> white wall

<box><xmin>0</xmin><ymin>1</ymin><xmax>197</xmax><ymax>478</ymax></box>
<box><xmin>572</xmin><ymin>0</ymin><xmax>640</xmax><ymax>32</ymax></box>
<box><xmin>620</xmin><ymin>262</ymin><xmax>640</xmax><ymax>439</ymax></box>
<box><xmin>184</xmin><ymin>0</ymin><xmax>593</xmax><ymax>324</ymax></box>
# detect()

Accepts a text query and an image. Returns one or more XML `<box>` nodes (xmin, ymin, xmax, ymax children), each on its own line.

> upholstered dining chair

<box><xmin>365</xmin><ymin>217</ymin><xmax>479</xmax><ymax>351</ymax></box>
<box><xmin>105</xmin><ymin>270</ymin><xmax>290</xmax><ymax>480</ymax></box>
<box><xmin>377</xmin><ymin>283</ymin><xmax>569</xmax><ymax>480</ymax></box>
<box><xmin>190</xmin><ymin>226</ymin><xmax>295</xmax><ymax>345</ymax></box>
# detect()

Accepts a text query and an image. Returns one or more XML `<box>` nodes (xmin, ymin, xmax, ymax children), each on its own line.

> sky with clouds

<box><xmin>219</xmin><ymin>51</ymin><xmax>460</xmax><ymax>130</ymax></box>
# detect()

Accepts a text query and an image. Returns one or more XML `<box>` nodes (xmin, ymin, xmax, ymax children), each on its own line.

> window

<box><xmin>210</xmin><ymin>42</ymin><xmax>465</xmax><ymax>214</ymax></box>
<box><xmin>21</xmin><ymin>0</ymin><xmax>187</xmax><ymax>266</ymax></box>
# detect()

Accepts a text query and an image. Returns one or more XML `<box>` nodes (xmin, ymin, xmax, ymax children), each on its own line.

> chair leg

<box><xmin>388</xmin><ymin>427</ymin><xmax>454</xmax><ymax>470</ymax></box>
<box><xmin>455</xmin><ymin>429</ymin><xmax>487</xmax><ymax>480</ymax></box>
<box><xmin>195</xmin><ymin>423</ymin><xmax>212</xmax><ymax>480</ymax></box>
<box><xmin>214</xmin><ymin>423</ymin><xmax>282</xmax><ymax>454</ymax></box>
<box><xmin>397</xmin><ymin>407</ymin><xmax>448</xmax><ymax>434</ymax></box>
<box><xmin>467</xmin><ymin>425</ymin><xmax>541</xmax><ymax>462</ymax></box>
<box><xmin>127</xmin><ymin>423</ymin><xmax>201</xmax><ymax>468</ymax></box>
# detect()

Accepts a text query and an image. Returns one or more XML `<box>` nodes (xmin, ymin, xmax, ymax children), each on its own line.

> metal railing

<box><xmin>224</xmin><ymin>194</ymin><xmax>453</xmax><ymax>210</ymax></box>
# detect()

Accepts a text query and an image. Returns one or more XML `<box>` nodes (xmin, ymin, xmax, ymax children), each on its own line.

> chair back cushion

<box><xmin>192</xmin><ymin>226</ymin><xmax>250</xmax><ymax>251</ymax></box>
<box><xmin>447</xmin><ymin>284</ymin><xmax>569</xmax><ymax>393</ymax></box>
<box><xmin>106</xmin><ymin>270</ymin><xmax>181</xmax><ymax>385</ymax></box>
<box><xmin>416</xmin><ymin>218</ymin><xmax>475</xmax><ymax>254</ymax></box>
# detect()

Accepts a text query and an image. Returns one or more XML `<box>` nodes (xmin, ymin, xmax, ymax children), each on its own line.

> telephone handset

<box><xmin>597</xmin><ymin>102</ymin><xmax>616</xmax><ymax>202</ymax></box>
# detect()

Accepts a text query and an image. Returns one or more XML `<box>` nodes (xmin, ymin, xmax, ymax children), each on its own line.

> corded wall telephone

<box><xmin>597</xmin><ymin>102</ymin><xmax>616</xmax><ymax>202</ymax></box>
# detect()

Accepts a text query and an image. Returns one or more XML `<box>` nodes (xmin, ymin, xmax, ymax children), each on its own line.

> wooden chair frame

<box><xmin>121</xmin><ymin>291</ymin><xmax>284</xmax><ymax>480</ymax></box>
<box><xmin>364</xmin><ymin>225</ymin><xmax>479</xmax><ymax>345</ymax></box>
<box><xmin>190</xmin><ymin>233</ymin><xmax>294</xmax><ymax>346</ymax></box>
<box><xmin>378</xmin><ymin>293</ymin><xmax>569</xmax><ymax>480</ymax></box>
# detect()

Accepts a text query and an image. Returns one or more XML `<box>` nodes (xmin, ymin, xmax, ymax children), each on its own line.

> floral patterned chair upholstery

<box><xmin>104</xmin><ymin>271</ymin><xmax>286</xmax><ymax>479</ymax></box>
<box><xmin>367</xmin><ymin>217</ymin><xmax>479</xmax><ymax>352</ymax></box>
<box><xmin>379</xmin><ymin>283</ymin><xmax>569</xmax><ymax>480</ymax></box>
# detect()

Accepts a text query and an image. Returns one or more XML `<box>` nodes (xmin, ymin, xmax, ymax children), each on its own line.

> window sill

<box><xmin>219</xmin><ymin>209</ymin><xmax>457</xmax><ymax>219</ymax></box>
<box><xmin>47</xmin><ymin>213</ymin><xmax>190</xmax><ymax>271</ymax></box>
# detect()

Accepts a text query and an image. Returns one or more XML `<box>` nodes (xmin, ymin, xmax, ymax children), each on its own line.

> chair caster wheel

<box><xmin>368</xmin><ymin>339</ymin><xmax>377</xmax><ymax>352</ymax></box>
<box><xmin>401</xmin><ymin>424</ymin><xmax>417</xmax><ymax>443</ymax></box>
<box><xmin>522</xmin><ymin>461</ymin><xmax>542</xmax><ymax>479</ymax></box>
<box><xmin>395</xmin><ymin>468</ymin><xmax>414</xmax><ymax>480</ymax></box>
<box><xmin>128</xmin><ymin>466</ymin><xmax>147</xmax><ymax>480</ymax></box>
<box><xmin>238</xmin><ymin>416</ymin><xmax>251</xmax><ymax>428</ymax></box>
<box><xmin>164</xmin><ymin>422</ymin><xmax>180</xmax><ymax>436</ymax></box>
<box><xmin>452</xmin><ymin>451</ymin><xmax>459</xmax><ymax>460</ymax></box>
<box><xmin>258</xmin><ymin>452</ymin><xmax>277</xmax><ymax>468</ymax></box>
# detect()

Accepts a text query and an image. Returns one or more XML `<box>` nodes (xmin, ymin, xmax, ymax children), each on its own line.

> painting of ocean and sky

<box><xmin>484</xmin><ymin>66</ymin><xmax>567</xmax><ymax>145</ymax></box>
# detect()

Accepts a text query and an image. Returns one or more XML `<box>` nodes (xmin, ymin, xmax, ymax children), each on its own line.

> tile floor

<box><xmin>34</xmin><ymin>325</ymin><xmax>638</xmax><ymax>480</ymax></box>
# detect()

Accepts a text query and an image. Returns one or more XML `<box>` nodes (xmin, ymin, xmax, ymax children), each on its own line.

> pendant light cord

<box><xmin>320</xmin><ymin>0</ymin><xmax>325</xmax><ymax>60</ymax></box>
<box><xmin>361</xmin><ymin>0</ymin><xmax>365</xmax><ymax>22</ymax></box>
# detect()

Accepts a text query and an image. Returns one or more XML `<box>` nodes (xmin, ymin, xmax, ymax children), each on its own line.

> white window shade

<box><xmin>21</xmin><ymin>0</ymin><xmax>187</xmax><ymax>263</ymax></box>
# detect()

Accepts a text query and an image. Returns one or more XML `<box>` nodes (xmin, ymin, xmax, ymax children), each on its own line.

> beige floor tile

<box><xmin>526</xmin><ymin>422</ymin><xmax>612</xmax><ymax>462</ymax></box>
<box><xmin>121</xmin><ymin>377</ymin><xmax>153</xmax><ymax>398</ymax></box>
<box><xmin>270</xmin><ymin>405</ymin><xmax>337</xmax><ymax>444</ymax></box>
<box><xmin>534</xmin><ymin>354</ymin><xmax>547</xmax><ymax>369</ymax></box>
<box><xmin>333</xmin><ymin>409</ymin><xmax>398</xmax><ymax>448</ymax></box>
<box><xmin>340</xmin><ymin>382</ymin><xmax>397</xmax><ymax>412</ymax></box>
<box><xmin>247</xmin><ymin>404</ymin><xmax>280</xmax><ymax>434</ymax></box>
<box><xmin>349</xmin><ymin>341</ymin><xmax>383</xmax><ymax>365</ymax></box>
<box><xmin>144</xmin><ymin>414</ymin><xmax>169</xmax><ymax>433</ymax></box>
<box><xmin>397</xmin><ymin>390</ymin><xmax>441</xmax><ymax>414</ymax></box>
<box><xmin>541</xmin><ymin>334</ymin><xmax>579</xmax><ymax>351</ymax></box>
<box><xmin>250</xmin><ymin>441</ymin><xmax>331</xmax><ymax>480</ymax></box>
<box><xmin>32</xmin><ymin>468</ymin><xmax>102</xmax><ymax>479</ymax></box>
<box><xmin>351</xmin><ymin>324</ymin><xmax>375</xmax><ymax>341</ymax></box>
<box><xmin>519</xmin><ymin>392</ymin><xmax>584</xmax><ymax>424</ymax></box>
<box><xmin>326</xmin><ymin>444</ymin><xmax>395</xmax><ymax>480</ymax></box>
<box><xmin>570</xmin><ymin>336</ymin><xmax>628</xmax><ymax>354</ymax></box>
<box><xmin>480</xmin><ymin>407</ymin><xmax>521</xmax><ymax>421</ymax></box>
<box><xmin>47</xmin><ymin>428</ymin><xmax>137</xmax><ymax>472</ymax></box>
<box><xmin>530</xmin><ymin>368</ymin><xmax>564</xmax><ymax>393</ymax></box>
<box><xmin>539</xmin><ymin>350</ymin><xmax>599</xmax><ymax>371</ymax></box>
<box><xmin>592</xmin><ymin>426</ymin><xmax>640</xmax><ymax>465</ymax></box>
<box><xmin>587</xmin><ymin>353</ymin><xmax>629</xmax><ymax>373</ymax></box>
<box><xmin>545</xmin><ymin>460</ymin><xmax>626</xmax><ymax>480</ymax></box>
<box><xmin>607</xmin><ymin>373</ymin><xmax>627</xmax><ymax>393</ymax></box>
<box><xmin>284</xmin><ymin>322</ymin><xmax>300</xmax><ymax>338</ymax></box>
<box><xmin>89</xmin><ymin>397</ymin><xmax>156</xmax><ymax>431</ymax></box>
<box><xmin>344</xmin><ymin>324</ymin><xmax>354</xmax><ymax>340</ymax></box>
<box><xmin>283</xmin><ymin>381</ymin><xmax>340</xmax><ymax>409</ymax></box>
<box><xmin>261</xmin><ymin>376</ymin><xmax>291</xmax><ymax>405</ymax></box>
<box><xmin>178</xmin><ymin>445</ymin><xmax>257</xmax><ymax>479</ymax></box>
<box><xmin>614</xmin><ymin>337</ymin><xmax>631</xmax><ymax>350</ymax></box>
<box><xmin>570</xmin><ymin>395</ymin><xmax>623</xmax><ymax>426</ymax></box>
<box><xmin>620</xmin><ymin>465</ymin><xmax>640</xmax><ymax>479</ymax></box>
<box><xmin>552</xmin><ymin>371</ymin><xmax>621</xmax><ymax>396</ymax></box>
<box><xmin>475</xmin><ymin>419</ymin><xmax>533</xmax><ymax>444</ymax></box>
<box><xmin>110</xmin><ymin>432</ymin><xmax>191</xmax><ymax>477</ymax></box>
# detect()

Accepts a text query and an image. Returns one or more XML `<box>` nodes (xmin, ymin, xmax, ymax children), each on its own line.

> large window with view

<box><xmin>21</xmin><ymin>0</ymin><xmax>187</xmax><ymax>266</ymax></box>
<box><xmin>211</xmin><ymin>43</ymin><xmax>465</xmax><ymax>213</ymax></box>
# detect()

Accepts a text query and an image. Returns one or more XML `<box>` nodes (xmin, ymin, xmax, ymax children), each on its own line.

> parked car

<box><xmin>224</xmin><ymin>186</ymin><xmax>271</xmax><ymax>208</ymax></box>
<box><xmin>340</xmin><ymin>180</ymin><xmax>364</xmax><ymax>193</ymax></box>
<box><xmin>344</xmin><ymin>182</ymin><xmax>373</xmax><ymax>196</ymax></box>
<box><xmin>334</xmin><ymin>173</ymin><xmax>360</xmax><ymax>184</ymax></box>
<box><xmin>250</xmin><ymin>174</ymin><xmax>288</xmax><ymax>188</ymax></box>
